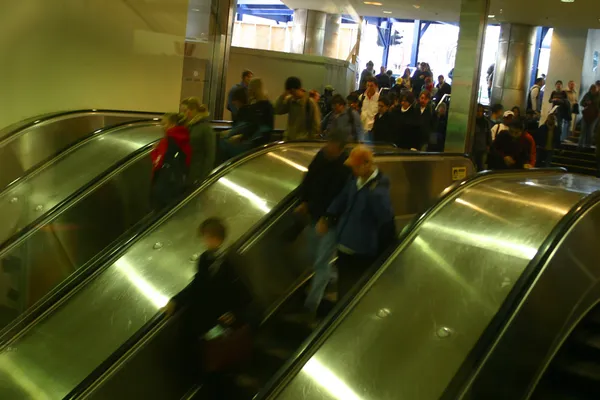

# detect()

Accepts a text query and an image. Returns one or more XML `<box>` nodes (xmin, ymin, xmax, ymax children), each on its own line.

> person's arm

<box><xmin>274</xmin><ymin>94</ymin><xmax>291</xmax><ymax>115</ymax></box>
<box><xmin>200</xmin><ymin>124</ymin><xmax>216</xmax><ymax>176</ymax></box>
<box><xmin>528</xmin><ymin>134</ymin><xmax>536</xmax><ymax>166</ymax></box>
<box><xmin>310</xmin><ymin>98</ymin><xmax>322</xmax><ymax>137</ymax></box>
<box><xmin>297</xmin><ymin>155</ymin><xmax>319</xmax><ymax>203</ymax></box>
<box><xmin>325</xmin><ymin>180</ymin><xmax>350</xmax><ymax>219</ymax></box>
<box><xmin>486</xmin><ymin>123</ymin><xmax>492</xmax><ymax>148</ymax></box>
<box><xmin>354</xmin><ymin>110</ymin><xmax>365</xmax><ymax>142</ymax></box>
<box><xmin>226</xmin><ymin>87</ymin><xmax>234</xmax><ymax>112</ymax></box>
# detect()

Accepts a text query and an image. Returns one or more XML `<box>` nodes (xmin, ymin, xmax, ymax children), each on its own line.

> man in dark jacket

<box><xmin>317</xmin><ymin>146</ymin><xmax>395</xmax><ymax>299</ymax></box>
<box><xmin>296</xmin><ymin>130</ymin><xmax>351</xmax><ymax>314</ymax></box>
<box><xmin>489</xmin><ymin>118</ymin><xmax>532</xmax><ymax>169</ymax></box>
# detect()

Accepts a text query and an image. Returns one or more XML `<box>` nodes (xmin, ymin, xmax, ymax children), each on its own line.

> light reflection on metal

<box><xmin>481</xmin><ymin>186</ymin><xmax>570</xmax><ymax>215</ymax></box>
<box><xmin>0</xmin><ymin>357</ymin><xmax>49</xmax><ymax>400</ymax></box>
<box><xmin>114</xmin><ymin>258</ymin><xmax>169</xmax><ymax>308</ymax></box>
<box><xmin>455</xmin><ymin>198</ymin><xmax>514</xmax><ymax>225</ymax></box>
<box><xmin>267</xmin><ymin>152</ymin><xmax>308</xmax><ymax>172</ymax></box>
<box><xmin>421</xmin><ymin>222</ymin><xmax>538</xmax><ymax>260</ymax></box>
<box><xmin>218</xmin><ymin>177</ymin><xmax>271</xmax><ymax>213</ymax></box>
<box><xmin>302</xmin><ymin>357</ymin><xmax>363</xmax><ymax>400</ymax></box>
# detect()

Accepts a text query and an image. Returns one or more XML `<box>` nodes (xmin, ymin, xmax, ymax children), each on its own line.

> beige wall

<box><xmin>0</xmin><ymin>0</ymin><xmax>189</xmax><ymax>128</ymax></box>
<box><xmin>541</xmin><ymin>28</ymin><xmax>588</xmax><ymax>122</ymax></box>
<box><xmin>225</xmin><ymin>47</ymin><xmax>356</xmax><ymax>128</ymax></box>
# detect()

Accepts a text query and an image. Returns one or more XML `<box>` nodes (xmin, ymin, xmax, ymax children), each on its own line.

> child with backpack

<box><xmin>150</xmin><ymin>113</ymin><xmax>192</xmax><ymax>209</ymax></box>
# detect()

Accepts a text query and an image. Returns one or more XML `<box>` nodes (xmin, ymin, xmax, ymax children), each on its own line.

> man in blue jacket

<box><xmin>317</xmin><ymin>145</ymin><xmax>395</xmax><ymax>299</ymax></box>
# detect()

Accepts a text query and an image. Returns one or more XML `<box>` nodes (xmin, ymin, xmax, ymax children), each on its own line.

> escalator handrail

<box><xmin>0</xmin><ymin>109</ymin><xmax>162</xmax><ymax>144</ymax></box>
<box><xmin>0</xmin><ymin>123</ymin><xmax>234</xmax><ymax>344</ymax></box>
<box><xmin>64</xmin><ymin>150</ymin><xmax>473</xmax><ymax>399</ymax></box>
<box><xmin>0</xmin><ymin>117</ymin><xmax>162</xmax><ymax>197</ymax></box>
<box><xmin>441</xmin><ymin>191</ymin><xmax>600</xmax><ymax>399</ymax></box>
<box><xmin>257</xmin><ymin>167</ymin><xmax>568</xmax><ymax>399</ymax></box>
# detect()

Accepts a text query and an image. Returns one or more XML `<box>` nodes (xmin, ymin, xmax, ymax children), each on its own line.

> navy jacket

<box><xmin>327</xmin><ymin>171</ymin><xmax>395</xmax><ymax>257</ymax></box>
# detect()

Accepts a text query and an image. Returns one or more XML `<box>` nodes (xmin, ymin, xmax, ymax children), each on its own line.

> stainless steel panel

<box><xmin>80</xmin><ymin>154</ymin><xmax>475</xmax><ymax>399</ymax></box>
<box><xmin>0</xmin><ymin>144</ymin><xmax>320</xmax><ymax>400</ymax></box>
<box><xmin>274</xmin><ymin>171</ymin><xmax>595</xmax><ymax>400</ymax></box>
<box><xmin>0</xmin><ymin>122</ymin><xmax>162</xmax><ymax>246</ymax></box>
<box><xmin>457</xmin><ymin>194</ymin><xmax>600</xmax><ymax>399</ymax></box>
<box><xmin>0</xmin><ymin>111</ymin><xmax>160</xmax><ymax>190</ymax></box>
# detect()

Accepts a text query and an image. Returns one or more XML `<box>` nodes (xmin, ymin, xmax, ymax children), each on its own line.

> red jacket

<box><xmin>151</xmin><ymin>125</ymin><xmax>192</xmax><ymax>173</ymax></box>
<box><xmin>523</xmin><ymin>132</ymin><xmax>536</xmax><ymax>166</ymax></box>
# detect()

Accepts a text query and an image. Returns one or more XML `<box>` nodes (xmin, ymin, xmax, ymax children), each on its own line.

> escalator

<box><xmin>0</xmin><ymin>149</ymin><xmax>475</xmax><ymax>399</ymax></box>
<box><xmin>0</xmin><ymin>109</ymin><xmax>161</xmax><ymax>190</ymax></box>
<box><xmin>0</xmin><ymin>119</ymin><xmax>233</xmax><ymax>343</ymax></box>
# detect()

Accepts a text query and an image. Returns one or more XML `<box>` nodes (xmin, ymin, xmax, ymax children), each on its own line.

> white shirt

<box><xmin>357</xmin><ymin>168</ymin><xmax>379</xmax><ymax>190</ymax></box>
<box><xmin>360</xmin><ymin>91</ymin><xmax>380</xmax><ymax>132</ymax></box>
<box><xmin>530</xmin><ymin>85</ymin><xmax>541</xmax><ymax>112</ymax></box>
<box><xmin>491</xmin><ymin>123</ymin><xmax>508</xmax><ymax>141</ymax></box>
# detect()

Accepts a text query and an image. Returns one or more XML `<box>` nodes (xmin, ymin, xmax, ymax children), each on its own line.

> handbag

<box><xmin>572</xmin><ymin>103</ymin><xmax>580</xmax><ymax>115</ymax></box>
<box><xmin>202</xmin><ymin>323</ymin><xmax>253</xmax><ymax>372</ymax></box>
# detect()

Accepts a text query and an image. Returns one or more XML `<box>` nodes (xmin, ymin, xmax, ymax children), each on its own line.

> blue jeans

<box><xmin>304</xmin><ymin>222</ymin><xmax>338</xmax><ymax>313</ymax></box>
<box><xmin>579</xmin><ymin>117</ymin><xmax>599</xmax><ymax>148</ymax></box>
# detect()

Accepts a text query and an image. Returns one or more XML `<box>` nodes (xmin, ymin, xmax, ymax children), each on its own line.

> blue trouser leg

<box><xmin>304</xmin><ymin>224</ymin><xmax>337</xmax><ymax>313</ymax></box>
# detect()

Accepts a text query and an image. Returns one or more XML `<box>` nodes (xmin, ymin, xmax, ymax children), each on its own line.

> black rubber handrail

<box><xmin>257</xmin><ymin>167</ymin><xmax>567</xmax><ymax>399</ymax></box>
<box><xmin>65</xmin><ymin>150</ymin><xmax>474</xmax><ymax>399</ymax></box>
<box><xmin>0</xmin><ymin>123</ymin><xmax>234</xmax><ymax>345</ymax></box>
<box><xmin>0</xmin><ymin>118</ymin><xmax>162</xmax><ymax>196</ymax></box>
<box><xmin>441</xmin><ymin>191</ymin><xmax>600</xmax><ymax>399</ymax></box>
<box><xmin>0</xmin><ymin>109</ymin><xmax>161</xmax><ymax>144</ymax></box>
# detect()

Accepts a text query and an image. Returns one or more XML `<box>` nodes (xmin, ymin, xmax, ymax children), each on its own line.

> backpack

<box><xmin>151</xmin><ymin>137</ymin><xmax>188</xmax><ymax>208</ymax></box>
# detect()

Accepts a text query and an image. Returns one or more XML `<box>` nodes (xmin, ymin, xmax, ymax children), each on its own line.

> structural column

<box><xmin>291</xmin><ymin>9</ymin><xmax>326</xmax><ymax>56</ymax></box>
<box><xmin>445</xmin><ymin>0</ymin><xmax>490</xmax><ymax>153</ymax></box>
<box><xmin>491</xmin><ymin>23</ymin><xmax>536</xmax><ymax>110</ymax></box>
<box><xmin>323</xmin><ymin>14</ymin><xmax>342</xmax><ymax>58</ymax></box>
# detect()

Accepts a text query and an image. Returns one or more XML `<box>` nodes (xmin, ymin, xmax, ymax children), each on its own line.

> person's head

<box><xmin>331</xmin><ymin>94</ymin><xmax>347</xmax><ymax>114</ymax></box>
<box><xmin>285</xmin><ymin>76</ymin><xmax>304</xmax><ymax>99</ymax></box>
<box><xmin>231</xmin><ymin>86</ymin><xmax>249</xmax><ymax>109</ymax></box>
<box><xmin>367</xmin><ymin>61</ymin><xmax>374</xmax><ymax>70</ymax></box>
<box><xmin>503</xmin><ymin>110</ymin><xmax>515</xmax><ymax>124</ymax></box>
<box><xmin>403</xmin><ymin>68</ymin><xmax>411</xmax><ymax>77</ymax></box>
<box><xmin>198</xmin><ymin>218</ymin><xmax>226</xmax><ymax>251</ymax></box>
<box><xmin>591</xmin><ymin>84</ymin><xmax>600</xmax><ymax>94</ymax></box>
<box><xmin>476</xmin><ymin>104</ymin><xmax>485</xmax><ymax>118</ymax></box>
<box><xmin>424</xmin><ymin>76</ymin><xmax>433</xmax><ymax>85</ymax></box>
<box><xmin>248</xmin><ymin>77</ymin><xmax>267</xmax><ymax>102</ymax></box>
<box><xmin>347</xmin><ymin>94</ymin><xmax>360</xmax><ymax>111</ymax></box>
<box><xmin>595</xmin><ymin>80</ymin><xmax>600</xmax><ymax>89</ymax></box>
<box><xmin>555</xmin><ymin>80</ymin><xmax>563</xmax><ymax>91</ymax></box>
<box><xmin>324</xmin><ymin>129</ymin><xmax>347</xmax><ymax>159</ymax></box>
<box><xmin>345</xmin><ymin>145</ymin><xmax>375</xmax><ymax>178</ymax></box>
<box><xmin>422</xmin><ymin>63</ymin><xmax>431</xmax><ymax>72</ymax></box>
<box><xmin>377</xmin><ymin>96</ymin><xmax>391</xmax><ymax>114</ymax></box>
<box><xmin>490</xmin><ymin>103</ymin><xmax>504</xmax><ymax>119</ymax></box>
<box><xmin>507</xmin><ymin>118</ymin><xmax>524</xmax><ymax>138</ymax></box>
<box><xmin>526</xmin><ymin>109</ymin><xmax>536</xmax><ymax>119</ymax></box>
<box><xmin>380</xmin><ymin>66</ymin><xmax>386</xmax><ymax>74</ymax></box>
<box><xmin>438</xmin><ymin>102</ymin><xmax>448</xmax><ymax>117</ymax></box>
<box><xmin>389</xmin><ymin>92</ymin><xmax>399</xmax><ymax>107</ymax></box>
<box><xmin>419</xmin><ymin>90</ymin><xmax>431</xmax><ymax>107</ymax></box>
<box><xmin>535</xmin><ymin>77</ymin><xmax>545</xmax><ymax>87</ymax></box>
<box><xmin>386</xmin><ymin>70</ymin><xmax>393</xmax><ymax>77</ymax></box>
<box><xmin>438</xmin><ymin>75</ymin><xmax>445</xmax><ymax>84</ymax></box>
<box><xmin>511</xmin><ymin>106</ymin><xmax>521</xmax><ymax>118</ymax></box>
<box><xmin>180</xmin><ymin>97</ymin><xmax>208</xmax><ymax>122</ymax></box>
<box><xmin>365</xmin><ymin>77</ymin><xmax>378</xmax><ymax>95</ymax></box>
<box><xmin>568</xmin><ymin>80</ymin><xmax>576</xmax><ymax>90</ymax></box>
<box><xmin>401</xmin><ymin>92</ymin><xmax>415</xmax><ymax>109</ymax></box>
<box><xmin>161</xmin><ymin>113</ymin><xmax>182</xmax><ymax>132</ymax></box>
<box><xmin>545</xmin><ymin>113</ymin><xmax>557</xmax><ymax>128</ymax></box>
<box><xmin>309</xmin><ymin>90</ymin><xmax>320</xmax><ymax>102</ymax></box>
<box><xmin>242</xmin><ymin>70</ymin><xmax>253</xmax><ymax>86</ymax></box>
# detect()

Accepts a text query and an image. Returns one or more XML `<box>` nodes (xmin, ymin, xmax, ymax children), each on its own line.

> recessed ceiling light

<box><xmin>191</xmin><ymin>8</ymin><xmax>200</xmax><ymax>11</ymax></box>
<box><xmin>364</xmin><ymin>1</ymin><xmax>383</xmax><ymax>5</ymax></box>
<box><xmin>560</xmin><ymin>0</ymin><xmax>575</xmax><ymax>3</ymax></box>
<box><xmin>383</xmin><ymin>10</ymin><xmax>392</xmax><ymax>14</ymax></box>
<box><xmin>413</xmin><ymin>4</ymin><xmax>421</xmax><ymax>9</ymax></box>
<box><xmin>488</xmin><ymin>14</ymin><xmax>495</xmax><ymax>18</ymax></box>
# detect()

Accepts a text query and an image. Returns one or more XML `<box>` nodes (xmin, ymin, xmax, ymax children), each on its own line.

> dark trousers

<box><xmin>336</xmin><ymin>252</ymin><xmax>376</xmax><ymax>300</ymax></box>
<box><xmin>537</xmin><ymin>148</ymin><xmax>553</xmax><ymax>168</ymax></box>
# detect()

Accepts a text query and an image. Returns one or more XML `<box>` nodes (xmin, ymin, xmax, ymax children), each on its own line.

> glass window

<box><xmin>418</xmin><ymin>23</ymin><xmax>460</xmax><ymax>81</ymax></box>
<box><xmin>477</xmin><ymin>25</ymin><xmax>501</xmax><ymax>105</ymax></box>
<box><xmin>387</xmin><ymin>21</ymin><xmax>415</xmax><ymax>75</ymax></box>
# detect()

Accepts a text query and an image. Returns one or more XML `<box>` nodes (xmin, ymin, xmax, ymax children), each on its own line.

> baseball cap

<box><xmin>503</xmin><ymin>111</ymin><xmax>515</xmax><ymax>118</ymax></box>
<box><xmin>396</xmin><ymin>77</ymin><xmax>404</xmax><ymax>85</ymax></box>
<box><xmin>345</xmin><ymin>145</ymin><xmax>374</xmax><ymax>167</ymax></box>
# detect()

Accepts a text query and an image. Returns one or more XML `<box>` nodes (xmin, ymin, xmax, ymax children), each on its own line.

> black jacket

<box><xmin>174</xmin><ymin>249</ymin><xmax>251</xmax><ymax>334</ymax></box>
<box><xmin>372</xmin><ymin>111</ymin><xmax>396</xmax><ymax>145</ymax></box>
<box><xmin>418</xmin><ymin>104</ymin><xmax>437</xmax><ymax>149</ymax></box>
<box><xmin>434</xmin><ymin>82</ymin><xmax>452</xmax><ymax>102</ymax></box>
<box><xmin>535</xmin><ymin>124</ymin><xmax>561</xmax><ymax>150</ymax></box>
<box><xmin>298</xmin><ymin>149</ymin><xmax>351</xmax><ymax>220</ymax></box>
<box><xmin>394</xmin><ymin>105</ymin><xmax>420</xmax><ymax>149</ymax></box>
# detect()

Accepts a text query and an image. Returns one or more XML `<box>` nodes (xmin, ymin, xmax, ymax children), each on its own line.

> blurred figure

<box><xmin>472</xmin><ymin>104</ymin><xmax>492</xmax><ymax>171</ymax></box>
<box><xmin>181</xmin><ymin>97</ymin><xmax>216</xmax><ymax>186</ymax></box>
<box><xmin>395</xmin><ymin>92</ymin><xmax>419</xmax><ymax>150</ymax></box>
<box><xmin>359</xmin><ymin>77</ymin><xmax>380</xmax><ymax>135</ymax></box>
<box><xmin>317</xmin><ymin>146</ymin><xmax>395</xmax><ymax>299</ymax></box>
<box><xmin>319</xmin><ymin>85</ymin><xmax>335</xmax><ymax>117</ymax></box>
<box><xmin>527</xmin><ymin>77</ymin><xmax>545</xmax><ymax>114</ymax></box>
<box><xmin>359</xmin><ymin>61</ymin><xmax>375</xmax><ymax>92</ymax></box>
<box><xmin>579</xmin><ymin>84</ymin><xmax>600</xmax><ymax>149</ymax></box>
<box><xmin>372</xmin><ymin>96</ymin><xmax>395</xmax><ymax>145</ymax></box>
<box><xmin>430</xmin><ymin>102</ymin><xmax>447</xmax><ymax>152</ymax></box>
<box><xmin>347</xmin><ymin>93</ymin><xmax>361</xmax><ymax>113</ymax></box>
<box><xmin>227</xmin><ymin>70</ymin><xmax>253</xmax><ymax>120</ymax></box>
<box><xmin>296</xmin><ymin>131</ymin><xmax>351</xmax><ymax>317</ymax></box>
<box><xmin>566</xmin><ymin>80</ymin><xmax>579</xmax><ymax>136</ymax></box>
<box><xmin>433</xmin><ymin>75</ymin><xmax>451</xmax><ymax>103</ymax></box>
<box><xmin>548</xmin><ymin>80</ymin><xmax>571</xmax><ymax>141</ymax></box>
<box><xmin>322</xmin><ymin>94</ymin><xmax>363</xmax><ymax>142</ymax></box>
<box><xmin>376</xmin><ymin>66</ymin><xmax>392</xmax><ymax>89</ymax></box>
<box><xmin>402</xmin><ymin>67</ymin><xmax>412</xmax><ymax>81</ymax></box>
<box><xmin>247</xmin><ymin>77</ymin><xmax>275</xmax><ymax>145</ymax></box>
<box><xmin>418</xmin><ymin>90</ymin><xmax>437</xmax><ymax>151</ymax></box>
<box><xmin>535</xmin><ymin>113</ymin><xmax>560</xmax><ymax>167</ymax></box>
<box><xmin>275</xmin><ymin>77</ymin><xmax>321</xmax><ymax>140</ymax></box>
<box><xmin>491</xmin><ymin>110</ymin><xmax>514</xmax><ymax>141</ymax></box>
<box><xmin>511</xmin><ymin>106</ymin><xmax>521</xmax><ymax>119</ymax></box>
<box><xmin>489</xmin><ymin>103</ymin><xmax>505</xmax><ymax>125</ymax></box>
<box><xmin>489</xmin><ymin>118</ymin><xmax>532</xmax><ymax>169</ymax></box>
<box><xmin>486</xmin><ymin>64</ymin><xmax>495</xmax><ymax>100</ymax></box>
<box><xmin>150</xmin><ymin>113</ymin><xmax>191</xmax><ymax>209</ymax></box>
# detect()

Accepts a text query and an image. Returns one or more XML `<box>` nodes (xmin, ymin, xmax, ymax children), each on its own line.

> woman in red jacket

<box><xmin>150</xmin><ymin>113</ymin><xmax>192</xmax><ymax>208</ymax></box>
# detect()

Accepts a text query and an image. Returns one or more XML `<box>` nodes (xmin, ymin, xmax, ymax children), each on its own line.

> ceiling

<box><xmin>280</xmin><ymin>0</ymin><xmax>600</xmax><ymax>29</ymax></box>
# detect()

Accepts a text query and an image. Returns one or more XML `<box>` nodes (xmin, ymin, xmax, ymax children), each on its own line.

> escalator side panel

<box><xmin>274</xmin><ymin>173</ymin><xmax>600</xmax><ymax>400</ymax></box>
<box><xmin>0</xmin><ymin>112</ymin><xmax>159</xmax><ymax>190</ymax></box>
<box><xmin>79</xmin><ymin>155</ymin><xmax>476</xmax><ymax>399</ymax></box>
<box><xmin>0</xmin><ymin>146</ymin><xmax>318</xmax><ymax>400</ymax></box>
<box><xmin>460</xmin><ymin>199</ymin><xmax>600</xmax><ymax>399</ymax></box>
